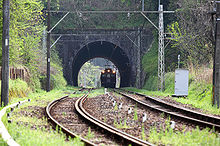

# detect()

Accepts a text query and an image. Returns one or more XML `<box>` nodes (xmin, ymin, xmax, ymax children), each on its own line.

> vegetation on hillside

<box><xmin>78</xmin><ymin>62</ymin><xmax>102</xmax><ymax>88</ymax></box>
<box><xmin>0</xmin><ymin>0</ymin><xmax>66</xmax><ymax>92</ymax></box>
<box><xmin>168</xmin><ymin>0</ymin><xmax>214</xmax><ymax>67</ymax></box>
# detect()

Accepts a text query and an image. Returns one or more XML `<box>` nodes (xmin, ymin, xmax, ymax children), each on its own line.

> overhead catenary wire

<box><xmin>45</xmin><ymin>10</ymin><xmax>175</xmax><ymax>14</ymax></box>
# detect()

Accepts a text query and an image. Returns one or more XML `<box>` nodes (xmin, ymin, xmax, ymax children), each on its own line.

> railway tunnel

<box><xmin>72</xmin><ymin>41</ymin><xmax>130</xmax><ymax>87</ymax></box>
<box><xmin>57</xmin><ymin>29</ymin><xmax>153</xmax><ymax>88</ymax></box>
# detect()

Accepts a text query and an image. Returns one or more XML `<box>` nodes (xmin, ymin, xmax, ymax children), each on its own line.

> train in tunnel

<box><xmin>100</xmin><ymin>68</ymin><xmax>116</xmax><ymax>88</ymax></box>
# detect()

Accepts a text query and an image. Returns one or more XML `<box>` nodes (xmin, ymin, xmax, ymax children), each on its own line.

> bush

<box><xmin>0</xmin><ymin>79</ymin><xmax>32</xmax><ymax>101</ymax></box>
<box><xmin>164</xmin><ymin>72</ymin><xmax>175</xmax><ymax>93</ymax></box>
<box><xmin>143</xmin><ymin>75</ymin><xmax>158</xmax><ymax>91</ymax></box>
<box><xmin>9</xmin><ymin>79</ymin><xmax>31</xmax><ymax>99</ymax></box>
<box><xmin>29</xmin><ymin>75</ymin><xmax>41</xmax><ymax>91</ymax></box>
<box><xmin>40</xmin><ymin>72</ymin><xmax>66</xmax><ymax>90</ymax></box>
<box><xmin>142</xmin><ymin>38</ymin><xmax>158</xmax><ymax>91</ymax></box>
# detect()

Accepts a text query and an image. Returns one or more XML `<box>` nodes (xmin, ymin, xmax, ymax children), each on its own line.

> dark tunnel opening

<box><xmin>72</xmin><ymin>41</ymin><xmax>131</xmax><ymax>87</ymax></box>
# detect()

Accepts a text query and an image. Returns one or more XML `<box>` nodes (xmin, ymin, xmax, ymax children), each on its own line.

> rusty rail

<box><xmin>75</xmin><ymin>93</ymin><xmax>154</xmax><ymax>146</ymax></box>
<box><xmin>46</xmin><ymin>95</ymin><xmax>95</xmax><ymax>146</ymax></box>
<box><xmin>116</xmin><ymin>89</ymin><xmax>220</xmax><ymax>131</ymax></box>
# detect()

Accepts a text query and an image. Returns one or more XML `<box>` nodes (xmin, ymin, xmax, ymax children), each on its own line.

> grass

<box><xmin>0</xmin><ymin>79</ymin><xmax>32</xmax><ymax>102</ymax></box>
<box><xmin>113</xmin><ymin>117</ymin><xmax>130</xmax><ymax>129</ymax></box>
<box><xmin>149</xmin><ymin>124</ymin><xmax>220</xmax><ymax>145</ymax></box>
<box><xmin>114</xmin><ymin>102</ymin><xmax>118</xmax><ymax>111</ymax></box>
<box><xmin>123</xmin><ymin>87</ymin><xmax>169</xmax><ymax>97</ymax></box>
<box><xmin>85</xmin><ymin>127</ymin><xmax>95</xmax><ymax>140</ymax></box>
<box><xmin>133</xmin><ymin>104</ymin><xmax>138</xmax><ymax>121</ymax></box>
<box><xmin>88</xmin><ymin>88</ymin><xmax>105</xmax><ymax>98</ymax></box>
<box><xmin>148</xmin><ymin>117</ymin><xmax>220</xmax><ymax>145</ymax></box>
<box><xmin>141</xmin><ymin>124</ymin><xmax>146</xmax><ymax>141</ymax></box>
<box><xmin>0</xmin><ymin>87</ymin><xmax>85</xmax><ymax>145</ymax></box>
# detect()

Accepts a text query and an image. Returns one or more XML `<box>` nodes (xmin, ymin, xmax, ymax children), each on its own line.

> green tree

<box><xmin>167</xmin><ymin>0</ymin><xmax>214</xmax><ymax>67</ymax></box>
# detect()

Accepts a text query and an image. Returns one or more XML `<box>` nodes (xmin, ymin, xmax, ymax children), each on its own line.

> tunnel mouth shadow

<box><xmin>72</xmin><ymin>41</ymin><xmax>131</xmax><ymax>87</ymax></box>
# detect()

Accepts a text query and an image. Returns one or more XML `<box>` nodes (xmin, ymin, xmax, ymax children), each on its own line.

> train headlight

<box><xmin>112</xmin><ymin>71</ymin><xmax>116</xmax><ymax>74</ymax></box>
<box><xmin>101</xmin><ymin>70</ymin><xmax>105</xmax><ymax>73</ymax></box>
<box><xmin>107</xmin><ymin>70</ymin><xmax>110</xmax><ymax>72</ymax></box>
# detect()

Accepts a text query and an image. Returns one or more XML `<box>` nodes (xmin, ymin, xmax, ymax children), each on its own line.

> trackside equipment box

<box><xmin>173</xmin><ymin>69</ymin><xmax>189</xmax><ymax>97</ymax></box>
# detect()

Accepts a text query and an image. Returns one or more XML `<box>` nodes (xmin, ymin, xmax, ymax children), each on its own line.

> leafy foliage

<box><xmin>0</xmin><ymin>79</ymin><xmax>31</xmax><ymax>102</ymax></box>
<box><xmin>167</xmin><ymin>0</ymin><xmax>214</xmax><ymax>67</ymax></box>
<box><xmin>78</xmin><ymin>62</ymin><xmax>102</xmax><ymax>88</ymax></box>
<box><xmin>142</xmin><ymin>39</ymin><xmax>158</xmax><ymax>90</ymax></box>
<box><xmin>0</xmin><ymin>0</ymin><xmax>67</xmax><ymax>90</ymax></box>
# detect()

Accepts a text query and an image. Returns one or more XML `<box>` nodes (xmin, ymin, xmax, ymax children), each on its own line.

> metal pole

<box><xmin>142</xmin><ymin>0</ymin><xmax>145</xmax><ymax>11</ymax></box>
<box><xmin>158</xmin><ymin>5</ymin><xmax>165</xmax><ymax>91</ymax></box>
<box><xmin>1</xmin><ymin>0</ymin><xmax>10</xmax><ymax>106</ymax></box>
<box><xmin>158</xmin><ymin>0</ymin><xmax>161</xmax><ymax>10</ymax></box>
<box><xmin>214</xmin><ymin>2</ymin><xmax>220</xmax><ymax>108</ymax></box>
<box><xmin>48</xmin><ymin>12</ymin><xmax>69</xmax><ymax>33</ymax></box>
<box><xmin>136</xmin><ymin>28</ymin><xmax>141</xmax><ymax>88</ymax></box>
<box><xmin>46</xmin><ymin>0</ymin><xmax>51</xmax><ymax>92</ymax></box>
<box><xmin>178</xmin><ymin>54</ymin><xmax>180</xmax><ymax>69</ymax></box>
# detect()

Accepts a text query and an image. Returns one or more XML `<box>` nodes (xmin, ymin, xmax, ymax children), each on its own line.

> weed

<box><xmin>114</xmin><ymin>117</ymin><xmax>129</xmax><ymax>129</ymax></box>
<box><xmin>160</xmin><ymin>112</ymin><xmax>165</xmax><ymax>118</ymax></box>
<box><xmin>149</xmin><ymin>123</ymin><xmax>220</xmax><ymax>145</ymax></box>
<box><xmin>62</xmin><ymin>112</ymin><xmax>66</xmax><ymax>116</ymax></box>
<box><xmin>114</xmin><ymin>102</ymin><xmax>118</xmax><ymax>111</ymax></box>
<box><xmin>133</xmin><ymin>104</ymin><xmax>138</xmax><ymax>121</ymax></box>
<box><xmin>113</xmin><ymin>118</ymin><xmax>117</xmax><ymax>127</ymax></box>
<box><xmin>123</xmin><ymin>118</ymin><xmax>127</xmax><ymax>128</ymax></box>
<box><xmin>86</xmin><ymin>127</ymin><xmax>94</xmax><ymax>140</ymax></box>
<box><xmin>103</xmin><ymin>116</ymin><xmax>106</xmax><ymax>123</ymax></box>
<box><xmin>141</xmin><ymin>124</ymin><xmax>146</xmax><ymax>141</ymax></box>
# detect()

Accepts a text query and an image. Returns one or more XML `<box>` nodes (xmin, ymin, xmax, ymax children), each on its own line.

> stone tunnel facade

<box><xmin>55</xmin><ymin>28</ymin><xmax>153</xmax><ymax>88</ymax></box>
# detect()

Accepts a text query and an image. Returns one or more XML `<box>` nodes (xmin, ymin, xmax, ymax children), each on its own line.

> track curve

<box><xmin>46</xmin><ymin>95</ymin><xmax>95</xmax><ymax>146</ymax></box>
<box><xmin>116</xmin><ymin>89</ymin><xmax>220</xmax><ymax>131</ymax></box>
<box><xmin>75</xmin><ymin>93</ymin><xmax>154</xmax><ymax>146</ymax></box>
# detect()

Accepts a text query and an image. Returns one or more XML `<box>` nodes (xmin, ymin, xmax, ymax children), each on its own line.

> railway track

<box><xmin>46</xmin><ymin>95</ymin><xmax>95</xmax><ymax>146</ymax></box>
<box><xmin>46</xmin><ymin>89</ymin><xmax>154</xmax><ymax>145</ymax></box>
<box><xmin>75</xmin><ymin>93</ymin><xmax>154</xmax><ymax>146</ymax></box>
<box><xmin>115</xmin><ymin>89</ymin><xmax>220</xmax><ymax>132</ymax></box>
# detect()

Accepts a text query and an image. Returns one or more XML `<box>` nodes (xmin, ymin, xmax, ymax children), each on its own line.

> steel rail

<box><xmin>75</xmin><ymin>94</ymin><xmax>154</xmax><ymax>146</ymax></box>
<box><xmin>46</xmin><ymin>95</ymin><xmax>95</xmax><ymax>146</ymax></box>
<box><xmin>115</xmin><ymin>89</ymin><xmax>220</xmax><ymax>131</ymax></box>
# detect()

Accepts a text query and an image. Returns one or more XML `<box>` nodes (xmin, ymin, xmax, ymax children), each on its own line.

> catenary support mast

<box><xmin>46</xmin><ymin>0</ymin><xmax>51</xmax><ymax>92</ymax></box>
<box><xmin>214</xmin><ymin>2</ymin><xmax>220</xmax><ymax>108</ymax></box>
<box><xmin>158</xmin><ymin>5</ymin><xmax>165</xmax><ymax>91</ymax></box>
<box><xmin>1</xmin><ymin>0</ymin><xmax>10</xmax><ymax>106</ymax></box>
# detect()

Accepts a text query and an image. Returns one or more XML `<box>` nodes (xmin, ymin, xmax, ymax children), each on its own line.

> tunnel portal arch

<box><xmin>72</xmin><ymin>41</ymin><xmax>131</xmax><ymax>87</ymax></box>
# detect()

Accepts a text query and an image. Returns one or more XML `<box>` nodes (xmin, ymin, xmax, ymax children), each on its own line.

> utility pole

<box><xmin>158</xmin><ymin>5</ymin><xmax>165</xmax><ymax>91</ymax></box>
<box><xmin>46</xmin><ymin>0</ymin><xmax>51</xmax><ymax>92</ymax></box>
<box><xmin>1</xmin><ymin>0</ymin><xmax>10</xmax><ymax>106</ymax></box>
<box><xmin>214</xmin><ymin>2</ymin><xmax>220</xmax><ymax>108</ymax></box>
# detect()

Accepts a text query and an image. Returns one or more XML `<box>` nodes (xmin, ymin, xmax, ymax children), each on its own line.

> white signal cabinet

<box><xmin>174</xmin><ymin>69</ymin><xmax>189</xmax><ymax>97</ymax></box>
